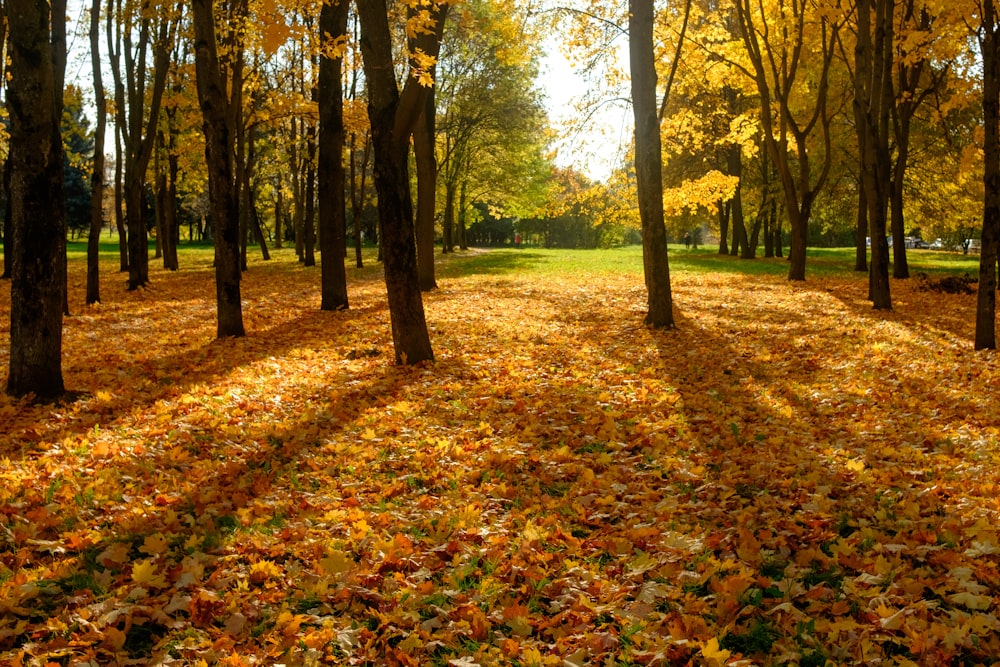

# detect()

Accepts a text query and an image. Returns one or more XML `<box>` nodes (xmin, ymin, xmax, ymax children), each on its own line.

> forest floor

<box><xmin>1</xmin><ymin>246</ymin><xmax>998</xmax><ymax>667</ymax></box>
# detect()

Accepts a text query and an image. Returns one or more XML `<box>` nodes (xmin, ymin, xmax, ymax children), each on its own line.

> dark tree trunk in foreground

<box><xmin>6</xmin><ymin>0</ymin><xmax>67</xmax><ymax>398</ymax></box>
<box><xmin>855</xmin><ymin>0</ymin><xmax>893</xmax><ymax>310</ymax></box>
<box><xmin>87</xmin><ymin>0</ymin><xmax>107</xmax><ymax>304</ymax></box>
<box><xmin>976</xmin><ymin>0</ymin><xmax>1000</xmax><ymax>350</ymax></box>
<box><xmin>356</xmin><ymin>0</ymin><xmax>448</xmax><ymax>364</ymax></box>
<box><xmin>192</xmin><ymin>0</ymin><xmax>245</xmax><ymax>338</ymax></box>
<box><xmin>629</xmin><ymin>0</ymin><xmax>674</xmax><ymax>328</ymax></box>
<box><xmin>318</xmin><ymin>0</ymin><xmax>349</xmax><ymax>311</ymax></box>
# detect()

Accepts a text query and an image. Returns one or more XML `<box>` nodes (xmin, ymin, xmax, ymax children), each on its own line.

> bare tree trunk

<box><xmin>414</xmin><ymin>93</ymin><xmax>438</xmax><ymax>291</ymax></box>
<box><xmin>87</xmin><ymin>0</ymin><xmax>107</xmax><ymax>304</ymax></box>
<box><xmin>356</xmin><ymin>0</ymin><xmax>446</xmax><ymax>364</ymax></box>
<box><xmin>976</xmin><ymin>0</ymin><xmax>1000</xmax><ymax>350</ymax></box>
<box><xmin>630</xmin><ymin>0</ymin><xmax>674</xmax><ymax>327</ymax></box>
<box><xmin>6</xmin><ymin>0</ymin><xmax>66</xmax><ymax>398</ymax></box>
<box><xmin>192</xmin><ymin>0</ymin><xmax>245</xmax><ymax>338</ymax></box>
<box><xmin>318</xmin><ymin>0</ymin><xmax>349</xmax><ymax>310</ymax></box>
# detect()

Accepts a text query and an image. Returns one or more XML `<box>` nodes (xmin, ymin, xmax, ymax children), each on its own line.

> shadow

<box><xmin>2</xmin><ymin>255</ymin><xmax>998</xmax><ymax>664</ymax></box>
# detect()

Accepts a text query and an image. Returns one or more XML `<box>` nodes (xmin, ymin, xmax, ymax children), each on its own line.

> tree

<box><xmin>62</xmin><ymin>87</ymin><xmax>95</xmax><ymax>239</ymax></box>
<box><xmin>108</xmin><ymin>0</ymin><xmax>173</xmax><ymax>290</ymax></box>
<box><xmin>192</xmin><ymin>0</ymin><xmax>245</xmax><ymax>338</ymax></box>
<box><xmin>853</xmin><ymin>0</ymin><xmax>893</xmax><ymax>309</ymax></box>
<box><xmin>734</xmin><ymin>0</ymin><xmax>842</xmax><ymax>281</ymax></box>
<box><xmin>6</xmin><ymin>0</ymin><xmax>67</xmax><ymax>398</ymax></box>
<box><xmin>318</xmin><ymin>0</ymin><xmax>350</xmax><ymax>310</ymax></box>
<box><xmin>976</xmin><ymin>0</ymin><xmax>1000</xmax><ymax>349</ymax></box>
<box><xmin>630</xmin><ymin>0</ymin><xmax>674</xmax><ymax>327</ymax></box>
<box><xmin>355</xmin><ymin>0</ymin><xmax>448</xmax><ymax>365</ymax></box>
<box><xmin>87</xmin><ymin>0</ymin><xmax>108</xmax><ymax>305</ymax></box>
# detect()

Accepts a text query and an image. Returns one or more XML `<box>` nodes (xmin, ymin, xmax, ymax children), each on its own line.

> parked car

<box><xmin>930</xmin><ymin>238</ymin><xmax>944</xmax><ymax>249</ymax></box>
<box><xmin>905</xmin><ymin>237</ymin><xmax>928</xmax><ymax>249</ymax></box>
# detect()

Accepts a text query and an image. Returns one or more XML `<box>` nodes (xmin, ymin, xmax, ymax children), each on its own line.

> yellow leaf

<box><xmin>701</xmin><ymin>637</ymin><xmax>731</xmax><ymax>666</ymax></box>
<box><xmin>140</xmin><ymin>533</ymin><xmax>170</xmax><ymax>556</ymax></box>
<box><xmin>320</xmin><ymin>550</ymin><xmax>352</xmax><ymax>576</ymax></box>
<box><xmin>131</xmin><ymin>559</ymin><xmax>168</xmax><ymax>588</ymax></box>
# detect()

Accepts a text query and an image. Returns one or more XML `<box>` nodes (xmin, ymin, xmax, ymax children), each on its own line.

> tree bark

<box><xmin>356</xmin><ymin>0</ymin><xmax>446</xmax><ymax>365</ymax></box>
<box><xmin>855</xmin><ymin>0</ymin><xmax>893</xmax><ymax>309</ymax></box>
<box><xmin>318</xmin><ymin>0</ymin><xmax>349</xmax><ymax>311</ymax></box>
<box><xmin>192</xmin><ymin>0</ymin><xmax>245</xmax><ymax>338</ymax></box>
<box><xmin>6</xmin><ymin>0</ymin><xmax>66</xmax><ymax>398</ymax></box>
<box><xmin>976</xmin><ymin>0</ymin><xmax>1000</xmax><ymax>350</ymax></box>
<box><xmin>630</xmin><ymin>0</ymin><xmax>674</xmax><ymax>328</ymax></box>
<box><xmin>414</xmin><ymin>93</ymin><xmax>439</xmax><ymax>291</ymax></box>
<box><xmin>87</xmin><ymin>0</ymin><xmax>107</xmax><ymax>304</ymax></box>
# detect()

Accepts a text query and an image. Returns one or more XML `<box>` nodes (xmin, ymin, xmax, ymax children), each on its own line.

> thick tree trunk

<box><xmin>630</xmin><ymin>0</ymin><xmax>674</xmax><ymax>327</ymax></box>
<box><xmin>976</xmin><ymin>0</ymin><xmax>1000</xmax><ymax>350</ymax></box>
<box><xmin>6</xmin><ymin>0</ymin><xmax>66</xmax><ymax>398</ymax></box>
<box><xmin>192</xmin><ymin>0</ymin><xmax>245</xmax><ymax>338</ymax></box>
<box><xmin>356</xmin><ymin>0</ymin><xmax>447</xmax><ymax>364</ymax></box>
<box><xmin>87</xmin><ymin>0</ymin><xmax>107</xmax><ymax>304</ymax></box>
<box><xmin>318</xmin><ymin>0</ymin><xmax>349</xmax><ymax>311</ymax></box>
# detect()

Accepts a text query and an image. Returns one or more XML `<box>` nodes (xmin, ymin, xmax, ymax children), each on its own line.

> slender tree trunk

<box><xmin>274</xmin><ymin>184</ymin><xmax>284</xmax><ymax>249</ymax></box>
<box><xmin>349</xmin><ymin>132</ymin><xmax>369</xmax><ymax>268</ymax></box>
<box><xmin>442</xmin><ymin>181</ymin><xmax>456</xmax><ymax>253</ymax></box>
<box><xmin>630</xmin><ymin>0</ymin><xmax>674</xmax><ymax>327</ymax></box>
<box><xmin>318</xmin><ymin>0</ymin><xmax>349</xmax><ymax>311</ymax></box>
<box><xmin>414</xmin><ymin>94</ymin><xmax>438</xmax><ymax>291</ymax></box>
<box><xmin>303</xmin><ymin>136</ymin><xmax>317</xmax><ymax>267</ymax></box>
<box><xmin>717</xmin><ymin>199</ymin><xmax>730</xmax><ymax>255</ymax></box>
<box><xmin>976</xmin><ymin>0</ymin><xmax>1000</xmax><ymax>350</ymax></box>
<box><xmin>889</xmin><ymin>116</ymin><xmax>910</xmax><ymax>278</ymax></box>
<box><xmin>87</xmin><ymin>0</ymin><xmax>107</xmax><ymax>304</ymax></box>
<box><xmin>6</xmin><ymin>0</ymin><xmax>66</xmax><ymax>398</ymax></box>
<box><xmin>192</xmin><ymin>0</ymin><xmax>245</xmax><ymax>338</ymax></box>
<box><xmin>855</xmin><ymin>186</ymin><xmax>868</xmax><ymax>272</ymax></box>
<box><xmin>114</xmin><ymin>127</ymin><xmax>128</xmax><ymax>271</ymax></box>
<box><xmin>244</xmin><ymin>127</ymin><xmax>269</xmax><ymax>260</ymax></box>
<box><xmin>458</xmin><ymin>181</ymin><xmax>468</xmax><ymax>250</ymax></box>
<box><xmin>855</xmin><ymin>0</ymin><xmax>893</xmax><ymax>309</ymax></box>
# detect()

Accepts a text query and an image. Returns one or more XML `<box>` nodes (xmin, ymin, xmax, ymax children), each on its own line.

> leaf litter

<box><xmin>0</xmin><ymin>251</ymin><xmax>998</xmax><ymax>666</ymax></box>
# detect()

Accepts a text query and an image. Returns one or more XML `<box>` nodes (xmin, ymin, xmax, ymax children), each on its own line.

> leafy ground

<box><xmin>1</xmin><ymin>246</ymin><xmax>999</xmax><ymax>667</ymax></box>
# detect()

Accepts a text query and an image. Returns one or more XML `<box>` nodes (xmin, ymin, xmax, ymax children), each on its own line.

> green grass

<box><xmin>437</xmin><ymin>245</ymin><xmax>983</xmax><ymax>280</ymax></box>
<box><xmin>30</xmin><ymin>238</ymin><xmax>986</xmax><ymax>281</ymax></box>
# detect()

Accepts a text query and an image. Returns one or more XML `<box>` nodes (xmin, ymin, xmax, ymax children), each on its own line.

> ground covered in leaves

<box><xmin>1</xmin><ymin>248</ymin><xmax>999</xmax><ymax>667</ymax></box>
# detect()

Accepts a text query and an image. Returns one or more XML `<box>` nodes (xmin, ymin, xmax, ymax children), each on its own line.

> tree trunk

<box><xmin>117</xmin><ymin>13</ymin><xmax>171</xmax><ymax>290</ymax></box>
<box><xmin>356</xmin><ymin>0</ymin><xmax>446</xmax><ymax>365</ymax></box>
<box><xmin>976</xmin><ymin>0</ymin><xmax>1000</xmax><ymax>350</ymax></box>
<box><xmin>274</xmin><ymin>185</ymin><xmax>284</xmax><ymax>249</ymax></box>
<box><xmin>414</xmin><ymin>93</ymin><xmax>438</xmax><ymax>291</ymax></box>
<box><xmin>87</xmin><ymin>0</ymin><xmax>107</xmax><ymax>304</ymax></box>
<box><xmin>6</xmin><ymin>0</ymin><xmax>66</xmax><ymax>398</ymax></box>
<box><xmin>717</xmin><ymin>199</ymin><xmax>730</xmax><ymax>255</ymax></box>
<box><xmin>889</xmin><ymin>115</ymin><xmax>910</xmax><ymax>279</ymax></box>
<box><xmin>855</xmin><ymin>0</ymin><xmax>893</xmax><ymax>310</ymax></box>
<box><xmin>318</xmin><ymin>0</ymin><xmax>349</xmax><ymax>311</ymax></box>
<box><xmin>244</xmin><ymin>126</ymin><xmax>269</xmax><ymax>261</ymax></box>
<box><xmin>192</xmin><ymin>0</ymin><xmax>245</xmax><ymax>338</ymax></box>
<box><xmin>303</xmin><ymin>141</ymin><xmax>317</xmax><ymax>267</ymax></box>
<box><xmin>630</xmin><ymin>0</ymin><xmax>674</xmax><ymax>327</ymax></box>
<box><xmin>855</xmin><ymin>186</ymin><xmax>868</xmax><ymax>272</ymax></box>
<box><xmin>114</xmin><ymin>128</ymin><xmax>128</xmax><ymax>271</ymax></box>
<box><xmin>349</xmin><ymin>132</ymin><xmax>369</xmax><ymax>268</ymax></box>
<box><xmin>442</xmin><ymin>181</ymin><xmax>456</xmax><ymax>253</ymax></box>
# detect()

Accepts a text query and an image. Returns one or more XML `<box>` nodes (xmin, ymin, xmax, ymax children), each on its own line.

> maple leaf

<box><xmin>131</xmin><ymin>559</ymin><xmax>168</xmax><ymax>588</ymax></box>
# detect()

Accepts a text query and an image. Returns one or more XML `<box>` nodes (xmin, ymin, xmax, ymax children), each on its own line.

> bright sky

<box><xmin>539</xmin><ymin>41</ymin><xmax>632</xmax><ymax>183</ymax></box>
